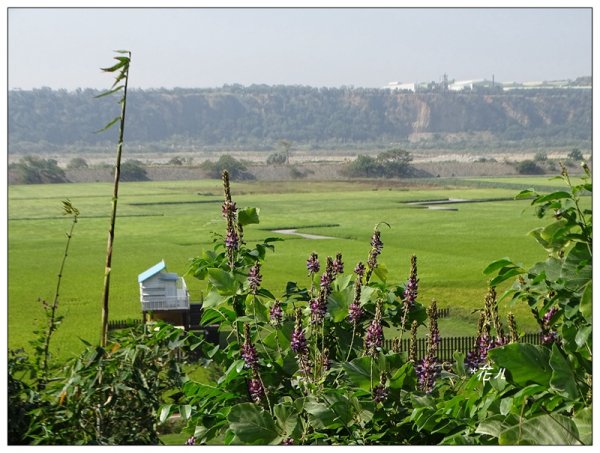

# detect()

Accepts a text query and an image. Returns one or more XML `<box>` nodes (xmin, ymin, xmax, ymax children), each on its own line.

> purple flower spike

<box><xmin>320</xmin><ymin>272</ymin><xmax>331</xmax><ymax>290</ymax></box>
<box><xmin>248</xmin><ymin>376</ymin><xmax>264</xmax><ymax>403</ymax></box>
<box><xmin>370</xmin><ymin>230</ymin><xmax>383</xmax><ymax>253</ymax></box>
<box><xmin>291</xmin><ymin>309</ymin><xmax>308</xmax><ymax>354</ymax></box>
<box><xmin>354</xmin><ymin>262</ymin><xmax>366</xmax><ymax>278</ymax></box>
<box><xmin>306</xmin><ymin>252</ymin><xmax>320</xmax><ymax>275</ymax></box>
<box><xmin>241</xmin><ymin>324</ymin><xmax>259</xmax><ymax>370</ymax></box>
<box><xmin>373</xmin><ymin>373</ymin><xmax>389</xmax><ymax>403</ymax></box>
<box><xmin>348</xmin><ymin>301</ymin><xmax>364</xmax><ymax>324</ymax></box>
<box><xmin>310</xmin><ymin>297</ymin><xmax>327</xmax><ymax>325</ymax></box>
<box><xmin>403</xmin><ymin>255</ymin><xmax>419</xmax><ymax>308</ymax></box>
<box><xmin>541</xmin><ymin>306</ymin><xmax>560</xmax><ymax>345</ymax></box>
<box><xmin>333</xmin><ymin>252</ymin><xmax>344</xmax><ymax>275</ymax></box>
<box><xmin>364</xmin><ymin>302</ymin><xmax>384</xmax><ymax>356</ymax></box>
<box><xmin>269</xmin><ymin>300</ymin><xmax>284</xmax><ymax>327</ymax></box>
<box><xmin>225</xmin><ymin>229</ymin><xmax>239</xmax><ymax>250</ymax></box>
<box><xmin>221</xmin><ymin>200</ymin><xmax>237</xmax><ymax>218</ymax></box>
<box><xmin>416</xmin><ymin>355</ymin><xmax>440</xmax><ymax>393</ymax></box>
<box><xmin>247</xmin><ymin>262</ymin><xmax>262</xmax><ymax>294</ymax></box>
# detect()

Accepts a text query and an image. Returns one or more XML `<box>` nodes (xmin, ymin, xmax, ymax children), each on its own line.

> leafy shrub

<box><xmin>343</xmin><ymin>148</ymin><xmax>414</xmax><ymax>178</ymax></box>
<box><xmin>175</xmin><ymin>168</ymin><xmax>591</xmax><ymax>445</ymax></box>
<box><xmin>10</xmin><ymin>156</ymin><xmax>68</xmax><ymax>184</ymax></box>
<box><xmin>15</xmin><ymin>323</ymin><xmax>195</xmax><ymax>445</ymax></box>
<box><xmin>516</xmin><ymin>159</ymin><xmax>545</xmax><ymax>175</ymax></box>
<box><xmin>567</xmin><ymin>148</ymin><xmax>584</xmax><ymax>162</ymax></box>
<box><xmin>201</xmin><ymin>155</ymin><xmax>253</xmax><ymax>180</ymax></box>
<box><xmin>266</xmin><ymin>152</ymin><xmax>287</xmax><ymax>165</ymax></box>
<box><xmin>120</xmin><ymin>159</ymin><xmax>148</xmax><ymax>181</ymax></box>
<box><xmin>66</xmin><ymin>157</ymin><xmax>89</xmax><ymax>169</ymax></box>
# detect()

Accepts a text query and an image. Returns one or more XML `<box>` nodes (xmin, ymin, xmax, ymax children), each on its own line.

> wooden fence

<box><xmin>107</xmin><ymin>318</ymin><xmax>142</xmax><ymax>331</ymax></box>
<box><xmin>109</xmin><ymin>316</ymin><xmax>542</xmax><ymax>363</ymax></box>
<box><xmin>384</xmin><ymin>332</ymin><xmax>543</xmax><ymax>362</ymax></box>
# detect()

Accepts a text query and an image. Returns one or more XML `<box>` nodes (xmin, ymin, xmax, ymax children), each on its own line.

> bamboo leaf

<box><xmin>101</xmin><ymin>59</ymin><xmax>127</xmax><ymax>73</ymax></box>
<box><xmin>94</xmin><ymin>85</ymin><xmax>124</xmax><ymax>99</ymax></box>
<box><xmin>95</xmin><ymin>116</ymin><xmax>121</xmax><ymax>133</ymax></box>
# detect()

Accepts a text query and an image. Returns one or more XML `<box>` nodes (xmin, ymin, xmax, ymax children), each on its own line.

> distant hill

<box><xmin>8</xmin><ymin>85</ymin><xmax>591</xmax><ymax>154</ymax></box>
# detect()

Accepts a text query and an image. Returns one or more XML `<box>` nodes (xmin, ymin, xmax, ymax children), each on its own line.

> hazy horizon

<box><xmin>8</xmin><ymin>7</ymin><xmax>592</xmax><ymax>91</ymax></box>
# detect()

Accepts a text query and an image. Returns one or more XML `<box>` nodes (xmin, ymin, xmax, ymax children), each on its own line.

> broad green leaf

<box><xmin>159</xmin><ymin>404</ymin><xmax>173</xmax><ymax>424</ymax></box>
<box><xmin>207</xmin><ymin>268</ymin><xmax>238</xmax><ymax>295</ymax></box>
<box><xmin>499</xmin><ymin>414</ymin><xmax>582</xmax><ymax>445</ymax></box>
<box><xmin>202</xmin><ymin>290</ymin><xmax>228</xmax><ymax>308</ymax></box>
<box><xmin>227</xmin><ymin>403</ymin><xmax>280</xmax><ymax>445</ymax></box>
<box><xmin>246</xmin><ymin>294</ymin><xmax>269</xmax><ymax>322</ymax></box>
<box><xmin>373</xmin><ymin>263</ymin><xmax>388</xmax><ymax>283</ymax></box>
<box><xmin>359</xmin><ymin>285</ymin><xmax>378</xmax><ymax>305</ymax></box>
<box><xmin>489</xmin><ymin>267</ymin><xmax>526</xmax><ymax>286</ymax></box>
<box><xmin>549</xmin><ymin>344</ymin><xmax>578</xmax><ymax>400</ymax></box>
<box><xmin>238</xmin><ymin>207</ymin><xmax>260</xmax><ymax>226</ymax></box>
<box><xmin>342</xmin><ymin>356</ymin><xmax>379</xmax><ymax>391</ymax></box>
<box><xmin>515</xmin><ymin>189</ymin><xmax>537</xmax><ymax>199</ymax></box>
<box><xmin>217</xmin><ymin>359</ymin><xmax>245</xmax><ymax>386</ymax></box>
<box><xmin>327</xmin><ymin>286</ymin><xmax>353</xmax><ymax>322</ymax></box>
<box><xmin>333</xmin><ymin>273</ymin><xmax>353</xmax><ymax>292</ymax></box>
<box><xmin>483</xmin><ymin>258</ymin><xmax>513</xmax><ymax>275</ymax></box>
<box><xmin>200</xmin><ymin>306</ymin><xmax>235</xmax><ymax>325</ymax></box>
<box><xmin>488</xmin><ymin>343</ymin><xmax>551</xmax><ymax>387</ymax></box>
<box><xmin>179</xmin><ymin>404</ymin><xmax>192</xmax><ymax>420</ymax></box>
<box><xmin>572</xmin><ymin>407</ymin><xmax>592</xmax><ymax>445</ymax></box>
<box><xmin>389</xmin><ymin>362</ymin><xmax>416</xmax><ymax>390</ymax></box>
<box><xmin>475</xmin><ymin>414</ymin><xmax>512</xmax><ymax>438</ymax></box>
<box><xmin>304</xmin><ymin>400</ymin><xmax>341</xmax><ymax>429</ymax></box>
<box><xmin>321</xmin><ymin>390</ymin><xmax>355</xmax><ymax>426</ymax></box>
<box><xmin>452</xmin><ymin>351</ymin><xmax>466</xmax><ymax>377</ymax></box>
<box><xmin>580</xmin><ymin>282</ymin><xmax>592</xmax><ymax>322</ymax></box>
<box><xmin>274</xmin><ymin>402</ymin><xmax>300</xmax><ymax>438</ymax></box>
<box><xmin>532</xmin><ymin>191</ymin><xmax>572</xmax><ymax>204</ymax></box>
<box><xmin>561</xmin><ymin>242</ymin><xmax>592</xmax><ymax>290</ymax></box>
<box><xmin>574</xmin><ymin>325</ymin><xmax>592</xmax><ymax>349</ymax></box>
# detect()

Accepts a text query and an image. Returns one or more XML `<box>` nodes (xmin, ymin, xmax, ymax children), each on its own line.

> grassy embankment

<box><xmin>9</xmin><ymin>176</ymin><xmax>574</xmax><ymax>362</ymax></box>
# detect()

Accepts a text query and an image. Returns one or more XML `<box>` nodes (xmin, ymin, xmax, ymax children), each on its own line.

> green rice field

<box><xmin>8</xmin><ymin>176</ymin><xmax>574</xmax><ymax>361</ymax></box>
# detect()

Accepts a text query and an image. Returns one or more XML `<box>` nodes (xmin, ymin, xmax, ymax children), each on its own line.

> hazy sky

<box><xmin>7</xmin><ymin>7</ymin><xmax>592</xmax><ymax>90</ymax></box>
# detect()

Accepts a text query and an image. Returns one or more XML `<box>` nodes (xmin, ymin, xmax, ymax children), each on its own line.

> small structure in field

<box><xmin>138</xmin><ymin>260</ymin><xmax>190</xmax><ymax>327</ymax></box>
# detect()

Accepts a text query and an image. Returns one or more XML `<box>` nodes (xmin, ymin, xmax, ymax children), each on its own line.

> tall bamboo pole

<box><xmin>99</xmin><ymin>51</ymin><xmax>131</xmax><ymax>347</ymax></box>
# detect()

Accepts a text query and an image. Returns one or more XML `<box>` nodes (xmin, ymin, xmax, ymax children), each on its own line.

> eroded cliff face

<box><xmin>8</xmin><ymin>87</ymin><xmax>591</xmax><ymax>148</ymax></box>
<box><xmin>378</xmin><ymin>91</ymin><xmax>590</xmax><ymax>134</ymax></box>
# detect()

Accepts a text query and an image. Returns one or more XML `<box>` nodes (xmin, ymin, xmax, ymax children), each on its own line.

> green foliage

<box><xmin>10</xmin><ymin>156</ymin><xmax>68</xmax><ymax>184</ymax></box>
<box><xmin>201</xmin><ymin>155</ymin><xmax>254</xmax><ymax>180</ymax></box>
<box><xmin>66</xmin><ymin>157</ymin><xmax>89</xmax><ymax>169</ymax></box>
<box><xmin>567</xmin><ymin>148</ymin><xmax>584</xmax><ymax>161</ymax></box>
<box><xmin>343</xmin><ymin>148</ymin><xmax>415</xmax><ymax>178</ymax></box>
<box><xmin>266</xmin><ymin>152</ymin><xmax>287</xmax><ymax>165</ymax></box>
<box><xmin>120</xmin><ymin>159</ymin><xmax>148</xmax><ymax>181</ymax></box>
<box><xmin>8</xmin><ymin>166</ymin><xmax>592</xmax><ymax>445</ymax></box>
<box><xmin>22</xmin><ymin>323</ymin><xmax>195</xmax><ymax>445</ymax></box>
<box><xmin>516</xmin><ymin>160</ymin><xmax>545</xmax><ymax>175</ymax></box>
